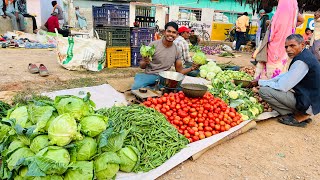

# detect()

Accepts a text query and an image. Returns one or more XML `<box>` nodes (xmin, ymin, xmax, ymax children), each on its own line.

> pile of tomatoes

<box><xmin>143</xmin><ymin>91</ymin><xmax>243</xmax><ymax>143</ymax></box>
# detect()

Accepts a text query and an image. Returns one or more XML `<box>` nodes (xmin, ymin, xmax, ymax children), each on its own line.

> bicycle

<box><xmin>198</xmin><ymin>25</ymin><xmax>211</xmax><ymax>45</ymax></box>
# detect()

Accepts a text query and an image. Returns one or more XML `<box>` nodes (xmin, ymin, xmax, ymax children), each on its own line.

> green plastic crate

<box><xmin>95</xmin><ymin>27</ymin><xmax>130</xmax><ymax>47</ymax></box>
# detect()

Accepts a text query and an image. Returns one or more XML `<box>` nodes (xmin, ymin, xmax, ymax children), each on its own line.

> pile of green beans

<box><xmin>97</xmin><ymin>105</ymin><xmax>189</xmax><ymax>172</ymax></box>
<box><xmin>0</xmin><ymin>101</ymin><xmax>11</xmax><ymax>118</ymax></box>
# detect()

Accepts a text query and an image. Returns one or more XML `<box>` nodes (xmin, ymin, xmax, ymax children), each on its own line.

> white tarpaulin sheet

<box><xmin>42</xmin><ymin>84</ymin><xmax>128</xmax><ymax>109</ymax></box>
<box><xmin>41</xmin><ymin>84</ymin><xmax>253</xmax><ymax>180</ymax></box>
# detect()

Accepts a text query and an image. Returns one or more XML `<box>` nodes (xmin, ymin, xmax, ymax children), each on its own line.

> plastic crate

<box><xmin>95</xmin><ymin>27</ymin><xmax>130</xmax><ymax>47</ymax></box>
<box><xmin>93</xmin><ymin>3</ymin><xmax>129</xmax><ymax>27</ymax></box>
<box><xmin>130</xmin><ymin>27</ymin><xmax>156</xmax><ymax>47</ymax></box>
<box><xmin>131</xmin><ymin>46</ymin><xmax>142</xmax><ymax>67</ymax></box>
<box><xmin>106</xmin><ymin>47</ymin><xmax>131</xmax><ymax>68</ymax></box>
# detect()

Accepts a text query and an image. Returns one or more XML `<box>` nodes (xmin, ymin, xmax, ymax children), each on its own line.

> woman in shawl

<box><xmin>254</xmin><ymin>0</ymin><xmax>304</xmax><ymax>80</ymax></box>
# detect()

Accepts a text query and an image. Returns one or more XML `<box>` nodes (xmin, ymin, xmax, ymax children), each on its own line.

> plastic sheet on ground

<box><xmin>182</xmin><ymin>76</ymin><xmax>210</xmax><ymax>85</ymax></box>
<box><xmin>42</xmin><ymin>84</ymin><xmax>128</xmax><ymax>109</ymax></box>
<box><xmin>116</xmin><ymin>120</ymin><xmax>252</xmax><ymax>180</ymax></box>
<box><xmin>255</xmin><ymin>110</ymin><xmax>280</xmax><ymax>121</ymax></box>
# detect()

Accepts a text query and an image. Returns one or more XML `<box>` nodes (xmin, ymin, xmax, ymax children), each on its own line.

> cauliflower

<box><xmin>249</xmin><ymin>97</ymin><xmax>257</xmax><ymax>103</ymax></box>
<box><xmin>206</xmin><ymin>72</ymin><xmax>216</xmax><ymax>81</ymax></box>
<box><xmin>240</xmin><ymin>113</ymin><xmax>249</xmax><ymax>121</ymax></box>
<box><xmin>228</xmin><ymin>91</ymin><xmax>239</xmax><ymax>99</ymax></box>
<box><xmin>200</xmin><ymin>69</ymin><xmax>208</xmax><ymax>78</ymax></box>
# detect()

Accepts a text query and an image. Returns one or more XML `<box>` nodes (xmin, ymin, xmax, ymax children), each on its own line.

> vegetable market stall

<box><xmin>0</xmin><ymin>84</ymin><xmax>257</xmax><ymax>180</ymax></box>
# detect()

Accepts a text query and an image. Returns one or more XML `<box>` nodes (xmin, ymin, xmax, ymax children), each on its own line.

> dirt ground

<box><xmin>0</xmin><ymin>49</ymin><xmax>319</xmax><ymax>180</ymax></box>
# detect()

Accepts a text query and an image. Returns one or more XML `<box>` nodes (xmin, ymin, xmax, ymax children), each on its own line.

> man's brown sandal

<box><xmin>39</xmin><ymin>64</ymin><xmax>49</xmax><ymax>77</ymax></box>
<box><xmin>28</xmin><ymin>63</ymin><xmax>39</xmax><ymax>74</ymax></box>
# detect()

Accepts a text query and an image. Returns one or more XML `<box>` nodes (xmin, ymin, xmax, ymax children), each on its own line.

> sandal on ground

<box><xmin>278</xmin><ymin>115</ymin><xmax>307</xmax><ymax>127</ymax></box>
<box><xmin>28</xmin><ymin>63</ymin><xmax>39</xmax><ymax>74</ymax></box>
<box><xmin>39</xmin><ymin>64</ymin><xmax>49</xmax><ymax>77</ymax></box>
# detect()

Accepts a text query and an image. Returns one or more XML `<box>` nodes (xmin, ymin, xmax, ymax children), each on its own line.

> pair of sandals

<box><xmin>28</xmin><ymin>63</ymin><xmax>49</xmax><ymax>77</ymax></box>
<box><xmin>278</xmin><ymin>114</ymin><xmax>312</xmax><ymax>127</ymax></box>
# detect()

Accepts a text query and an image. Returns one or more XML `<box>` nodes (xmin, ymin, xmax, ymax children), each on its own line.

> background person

<box><xmin>44</xmin><ymin>12</ymin><xmax>68</xmax><ymax>37</ymax></box>
<box><xmin>189</xmin><ymin>30</ymin><xmax>200</xmax><ymax>46</ymax></box>
<box><xmin>51</xmin><ymin>0</ymin><xmax>64</xmax><ymax>27</ymax></box>
<box><xmin>17</xmin><ymin>0</ymin><xmax>37</xmax><ymax>33</ymax></box>
<box><xmin>5</xmin><ymin>0</ymin><xmax>25</xmax><ymax>31</ymax></box>
<box><xmin>255</xmin><ymin>0</ymin><xmax>304</xmax><ymax>80</ymax></box>
<box><xmin>302</xmin><ymin>28</ymin><xmax>312</xmax><ymax>45</ymax></box>
<box><xmin>75</xmin><ymin>6</ymin><xmax>87</xmax><ymax>30</ymax></box>
<box><xmin>235</xmin><ymin>12</ymin><xmax>249</xmax><ymax>51</ymax></box>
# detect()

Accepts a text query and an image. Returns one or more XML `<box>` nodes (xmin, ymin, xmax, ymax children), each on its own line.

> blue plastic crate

<box><xmin>131</xmin><ymin>46</ymin><xmax>142</xmax><ymax>67</ymax></box>
<box><xmin>130</xmin><ymin>27</ymin><xmax>156</xmax><ymax>47</ymax></box>
<box><xmin>93</xmin><ymin>3</ymin><xmax>129</xmax><ymax>27</ymax></box>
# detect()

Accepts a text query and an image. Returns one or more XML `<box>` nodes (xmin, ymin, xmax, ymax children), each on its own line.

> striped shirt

<box><xmin>174</xmin><ymin>36</ymin><xmax>192</xmax><ymax>64</ymax></box>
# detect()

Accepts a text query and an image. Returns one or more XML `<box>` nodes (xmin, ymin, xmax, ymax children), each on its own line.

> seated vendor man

<box><xmin>131</xmin><ymin>22</ymin><xmax>199</xmax><ymax>90</ymax></box>
<box><xmin>251</xmin><ymin>34</ymin><xmax>320</xmax><ymax>127</ymax></box>
<box><xmin>174</xmin><ymin>26</ymin><xmax>200</xmax><ymax>77</ymax></box>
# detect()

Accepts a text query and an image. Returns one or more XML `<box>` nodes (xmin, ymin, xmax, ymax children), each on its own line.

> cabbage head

<box><xmin>30</xmin><ymin>135</ymin><xmax>49</xmax><ymax>153</ymax></box>
<box><xmin>0</xmin><ymin>123</ymin><xmax>15</xmax><ymax>144</ymax></box>
<box><xmin>192</xmin><ymin>52</ymin><xmax>207</xmax><ymax>65</ymax></box>
<box><xmin>16</xmin><ymin>167</ymin><xmax>64</xmax><ymax>180</ymax></box>
<box><xmin>200</xmin><ymin>69</ymin><xmax>208</xmax><ymax>78</ymax></box>
<box><xmin>28</xmin><ymin>104</ymin><xmax>55</xmax><ymax>133</ymax></box>
<box><xmin>6</xmin><ymin>147</ymin><xmax>35</xmax><ymax>171</ymax></box>
<box><xmin>7</xmin><ymin>106</ymin><xmax>29</xmax><ymax>128</ymax></box>
<box><xmin>48</xmin><ymin>114</ymin><xmax>82</xmax><ymax>147</ymax></box>
<box><xmin>3</xmin><ymin>140</ymin><xmax>26</xmax><ymax>157</ymax></box>
<box><xmin>94</xmin><ymin>152</ymin><xmax>121</xmax><ymax>180</ymax></box>
<box><xmin>64</xmin><ymin>161</ymin><xmax>93</xmax><ymax>180</ymax></box>
<box><xmin>80</xmin><ymin>114</ymin><xmax>108</xmax><ymax>137</ymax></box>
<box><xmin>75</xmin><ymin>137</ymin><xmax>97</xmax><ymax>161</ymax></box>
<box><xmin>44</xmin><ymin>112</ymin><xmax>58</xmax><ymax>132</ymax></box>
<box><xmin>206</xmin><ymin>72</ymin><xmax>216</xmax><ymax>81</ymax></box>
<box><xmin>34</xmin><ymin>146</ymin><xmax>70</xmax><ymax>175</ymax></box>
<box><xmin>100</xmin><ymin>129</ymin><xmax>128</xmax><ymax>153</ymax></box>
<box><xmin>54</xmin><ymin>95</ymin><xmax>94</xmax><ymax>121</ymax></box>
<box><xmin>117</xmin><ymin>146</ymin><xmax>140</xmax><ymax>173</ymax></box>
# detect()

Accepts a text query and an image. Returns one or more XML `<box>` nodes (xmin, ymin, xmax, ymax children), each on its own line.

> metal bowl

<box><xmin>234</xmin><ymin>79</ymin><xmax>251</xmax><ymax>88</ymax></box>
<box><xmin>159</xmin><ymin>71</ymin><xmax>185</xmax><ymax>89</ymax></box>
<box><xmin>181</xmin><ymin>83</ymin><xmax>208</xmax><ymax>98</ymax></box>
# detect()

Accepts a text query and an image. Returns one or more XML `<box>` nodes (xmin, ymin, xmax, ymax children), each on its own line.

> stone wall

<box><xmin>0</xmin><ymin>17</ymin><xmax>33</xmax><ymax>34</ymax></box>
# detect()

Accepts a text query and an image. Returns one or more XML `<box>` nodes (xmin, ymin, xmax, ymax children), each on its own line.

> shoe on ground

<box><xmin>28</xmin><ymin>63</ymin><xmax>39</xmax><ymax>74</ymax></box>
<box><xmin>39</xmin><ymin>64</ymin><xmax>49</xmax><ymax>77</ymax></box>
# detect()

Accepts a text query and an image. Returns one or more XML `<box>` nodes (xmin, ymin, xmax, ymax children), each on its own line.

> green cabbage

<box><xmin>140</xmin><ymin>45</ymin><xmax>156</xmax><ymax>61</ymax></box>
<box><xmin>48</xmin><ymin>114</ymin><xmax>82</xmax><ymax>147</ymax></box>
<box><xmin>30</xmin><ymin>135</ymin><xmax>49</xmax><ymax>153</ymax></box>
<box><xmin>3</xmin><ymin>140</ymin><xmax>26</xmax><ymax>157</ymax></box>
<box><xmin>192</xmin><ymin>52</ymin><xmax>207</xmax><ymax>65</ymax></box>
<box><xmin>117</xmin><ymin>146</ymin><xmax>140</xmax><ymax>172</ymax></box>
<box><xmin>7</xmin><ymin>106</ymin><xmax>29</xmax><ymax>128</ymax></box>
<box><xmin>7</xmin><ymin>147</ymin><xmax>35</xmax><ymax>171</ymax></box>
<box><xmin>200</xmin><ymin>69</ymin><xmax>208</xmax><ymax>78</ymax></box>
<box><xmin>94</xmin><ymin>152</ymin><xmax>121</xmax><ymax>180</ymax></box>
<box><xmin>100</xmin><ymin>129</ymin><xmax>128</xmax><ymax>153</ymax></box>
<box><xmin>206</xmin><ymin>72</ymin><xmax>216</xmax><ymax>81</ymax></box>
<box><xmin>44</xmin><ymin>112</ymin><xmax>58</xmax><ymax>132</ymax></box>
<box><xmin>80</xmin><ymin>114</ymin><xmax>108</xmax><ymax>137</ymax></box>
<box><xmin>75</xmin><ymin>137</ymin><xmax>97</xmax><ymax>161</ymax></box>
<box><xmin>28</xmin><ymin>104</ymin><xmax>55</xmax><ymax>133</ymax></box>
<box><xmin>0</xmin><ymin>123</ymin><xmax>15</xmax><ymax>144</ymax></box>
<box><xmin>64</xmin><ymin>161</ymin><xmax>93</xmax><ymax>180</ymax></box>
<box><xmin>34</xmin><ymin>146</ymin><xmax>70</xmax><ymax>175</ymax></box>
<box><xmin>54</xmin><ymin>95</ymin><xmax>94</xmax><ymax>121</ymax></box>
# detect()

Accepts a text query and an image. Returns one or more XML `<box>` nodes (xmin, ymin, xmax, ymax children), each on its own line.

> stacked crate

<box><xmin>130</xmin><ymin>27</ymin><xmax>156</xmax><ymax>67</ymax></box>
<box><xmin>93</xmin><ymin>3</ymin><xmax>131</xmax><ymax>68</ymax></box>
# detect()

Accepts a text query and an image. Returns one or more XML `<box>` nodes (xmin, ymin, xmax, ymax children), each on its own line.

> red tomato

<box><xmin>161</xmin><ymin>97</ymin><xmax>167</xmax><ymax>103</ymax></box>
<box><xmin>229</xmin><ymin>112</ymin><xmax>236</xmax><ymax>118</ymax></box>
<box><xmin>178</xmin><ymin>129</ymin><xmax>183</xmax><ymax>134</ymax></box>
<box><xmin>199</xmin><ymin>134</ymin><xmax>206</xmax><ymax>140</ymax></box>
<box><xmin>185</xmin><ymin>132</ymin><xmax>191</xmax><ymax>138</ymax></box>
<box><xmin>192</xmin><ymin>136</ymin><xmax>200</xmax><ymax>142</ymax></box>
<box><xmin>215</xmin><ymin>124</ymin><xmax>221</xmax><ymax>131</ymax></box>
<box><xmin>204</xmin><ymin>131</ymin><xmax>212</xmax><ymax>138</ymax></box>
<box><xmin>163</xmin><ymin>93</ymin><xmax>169</xmax><ymax>97</ymax></box>
<box><xmin>188</xmin><ymin>129</ymin><xmax>195</xmax><ymax>135</ymax></box>
<box><xmin>152</xmin><ymin>99</ymin><xmax>158</xmax><ymax>105</ymax></box>
<box><xmin>220</xmin><ymin>125</ymin><xmax>226</xmax><ymax>132</ymax></box>
<box><xmin>190</xmin><ymin>112</ymin><xmax>197</xmax><ymax>118</ymax></box>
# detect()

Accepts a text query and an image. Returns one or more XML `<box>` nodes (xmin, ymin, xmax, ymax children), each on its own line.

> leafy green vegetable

<box><xmin>28</xmin><ymin>104</ymin><xmax>55</xmax><ymax>133</ymax></box>
<box><xmin>64</xmin><ymin>161</ymin><xmax>93</xmax><ymax>180</ymax></box>
<box><xmin>100</xmin><ymin>129</ymin><xmax>128</xmax><ymax>153</ymax></box>
<box><xmin>54</xmin><ymin>94</ymin><xmax>94</xmax><ymax>121</ymax></box>
<box><xmin>80</xmin><ymin>114</ymin><xmax>108</xmax><ymax>137</ymax></box>
<box><xmin>7</xmin><ymin>147</ymin><xmax>35</xmax><ymax>171</ymax></box>
<box><xmin>48</xmin><ymin>114</ymin><xmax>82</xmax><ymax>147</ymax></box>
<box><xmin>7</xmin><ymin>106</ymin><xmax>30</xmax><ymax>128</ymax></box>
<box><xmin>140</xmin><ymin>45</ymin><xmax>156</xmax><ymax>61</ymax></box>
<box><xmin>0</xmin><ymin>101</ymin><xmax>11</xmax><ymax>119</ymax></box>
<box><xmin>117</xmin><ymin>146</ymin><xmax>140</xmax><ymax>172</ymax></box>
<box><xmin>75</xmin><ymin>137</ymin><xmax>97</xmax><ymax>161</ymax></box>
<box><xmin>94</xmin><ymin>152</ymin><xmax>121</xmax><ymax>180</ymax></box>
<box><xmin>30</xmin><ymin>135</ymin><xmax>49</xmax><ymax>153</ymax></box>
<box><xmin>192</xmin><ymin>51</ymin><xmax>207</xmax><ymax>65</ymax></box>
<box><xmin>32</xmin><ymin>146</ymin><xmax>70</xmax><ymax>175</ymax></box>
<box><xmin>2</xmin><ymin>140</ymin><xmax>26</xmax><ymax>157</ymax></box>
